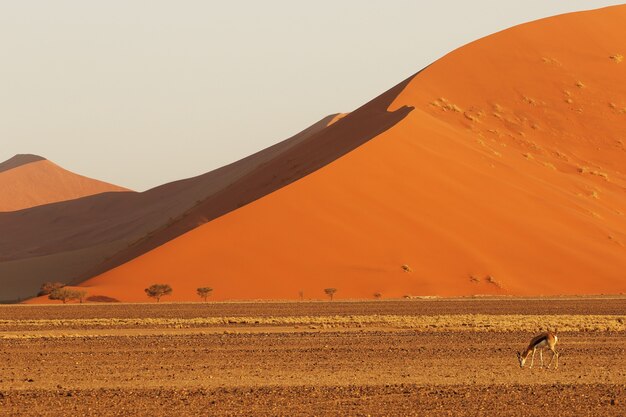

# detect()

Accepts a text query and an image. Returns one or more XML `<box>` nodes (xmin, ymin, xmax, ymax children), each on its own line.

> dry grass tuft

<box><xmin>484</xmin><ymin>275</ymin><xmax>502</xmax><ymax>288</ymax></box>
<box><xmin>542</xmin><ymin>162</ymin><xmax>557</xmax><ymax>171</ymax></box>
<box><xmin>610</xmin><ymin>54</ymin><xmax>624</xmax><ymax>63</ymax></box>
<box><xmin>1</xmin><ymin>314</ymin><xmax>624</xmax><ymax>336</ymax></box>
<box><xmin>541</xmin><ymin>57</ymin><xmax>561</xmax><ymax>66</ymax></box>
<box><xmin>430</xmin><ymin>97</ymin><xmax>462</xmax><ymax>113</ymax></box>
<box><xmin>464</xmin><ymin>112</ymin><xmax>478</xmax><ymax>122</ymax></box>
<box><xmin>578</xmin><ymin>166</ymin><xmax>609</xmax><ymax>180</ymax></box>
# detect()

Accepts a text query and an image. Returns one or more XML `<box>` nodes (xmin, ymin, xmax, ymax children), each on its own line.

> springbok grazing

<box><xmin>517</xmin><ymin>330</ymin><xmax>559</xmax><ymax>369</ymax></box>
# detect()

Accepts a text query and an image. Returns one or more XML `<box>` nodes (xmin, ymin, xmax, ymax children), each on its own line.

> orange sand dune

<box><xmin>58</xmin><ymin>5</ymin><xmax>626</xmax><ymax>303</ymax></box>
<box><xmin>3</xmin><ymin>114</ymin><xmax>381</xmax><ymax>301</ymax></box>
<box><xmin>0</xmin><ymin>155</ymin><xmax>128</xmax><ymax>212</ymax></box>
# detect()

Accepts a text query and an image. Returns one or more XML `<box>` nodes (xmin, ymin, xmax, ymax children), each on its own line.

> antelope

<box><xmin>516</xmin><ymin>330</ymin><xmax>559</xmax><ymax>369</ymax></box>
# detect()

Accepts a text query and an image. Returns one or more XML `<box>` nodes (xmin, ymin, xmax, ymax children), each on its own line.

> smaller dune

<box><xmin>0</xmin><ymin>154</ymin><xmax>129</xmax><ymax>212</ymax></box>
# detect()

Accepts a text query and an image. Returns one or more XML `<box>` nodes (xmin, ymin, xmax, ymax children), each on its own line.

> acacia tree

<box><xmin>145</xmin><ymin>284</ymin><xmax>173</xmax><ymax>302</ymax></box>
<box><xmin>324</xmin><ymin>288</ymin><xmax>337</xmax><ymax>301</ymax></box>
<box><xmin>76</xmin><ymin>290</ymin><xmax>88</xmax><ymax>303</ymax></box>
<box><xmin>48</xmin><ymin>288</ymin><xmax>80</xmax><ymax>304</ymax></box>
<box><xmin>38</xmin><ymin>282</ymin><xmax>65</xmax><ymax>296</ymax></box>
<box><xmin>196</xmin><ymin>287</ymin><xmax>213</xmax><ymax>302</ymax></box>
<box><xmin>374</xmin><ymin>292</ymin><xmax>382</xmax><ymax>300</ymax></box>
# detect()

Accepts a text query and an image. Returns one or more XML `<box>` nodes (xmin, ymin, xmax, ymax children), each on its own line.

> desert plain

<box><xmin>1</xmin><ymin>297</ymin><xmax>624</xmax><ymax>416</ymax></box>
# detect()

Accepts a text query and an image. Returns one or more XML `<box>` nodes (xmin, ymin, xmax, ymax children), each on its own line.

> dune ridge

<box><xmin>0</xmin><ymin>154</ymin><xmax>45</xmax><ymax>174</ymax></box>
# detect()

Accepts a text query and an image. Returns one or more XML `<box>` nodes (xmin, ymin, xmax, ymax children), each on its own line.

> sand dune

<box><xmin>56</xmin><ymin>5</ymin><xmax>626</xmax><ymax>303</ymax></box>
<box><xmin>3</xmin><ymin>113</ymin><xmax>389</xmax><ymax>301</ymax></box>
<box><xmin>0</xmin><ymin>154</ymin><xmax>128</xmax><ymax>212</ymax></box>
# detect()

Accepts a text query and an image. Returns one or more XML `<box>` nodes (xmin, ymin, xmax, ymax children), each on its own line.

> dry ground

<box><xmin>0</xmin><ymin>298</ymin><xmax>625</xmax><ymax>416</ymax></box>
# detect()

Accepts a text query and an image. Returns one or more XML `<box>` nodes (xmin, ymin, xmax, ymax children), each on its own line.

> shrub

<box><xmin>196</xmin><ymin>287</ymin><xmax>213</xmax><ymax>302</ymax></box>
<box><xmin>75</xmin><ymin>290</ymin><xmax>88</xmax><ymax>303</ymax></box>
<box><xmin>145</xmin><ymin>284</ymin><xmax>173</xmax><ymax>302</ymax></box>
<box><xmin>38</xmin><ymin>282</ymin><xmax>65</xmax><ymax>296</ymax></box>
<box><xmin>324</xmin><ymin>288</ymin><xmax>337</xmax><ymax>301</ymax></box>
<box><xmin>48</xmin><ymin>288</ymin><xmax>83</xmax><ymax>304</ymax></box>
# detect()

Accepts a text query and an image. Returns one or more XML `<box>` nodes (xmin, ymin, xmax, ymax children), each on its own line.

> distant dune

<box><xmin>19</xmin><ymin>5</ymin><xmax>626</xmax><ymax>302</ymax></box>
<box><xmin>2</xmin><ymin>114</ymin><xmax>371</xmax><ymax>301</ymax></box>
<box><xmin>0</xmin><ymin>154</ymin><xmax>128</xmax><ymax>212</ymax></box>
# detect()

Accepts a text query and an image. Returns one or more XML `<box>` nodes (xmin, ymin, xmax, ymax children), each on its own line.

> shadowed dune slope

<box><xmin>3</xmin><ymin>90</ymin><xmax>410</xmax><ymax>300</ymax></box>
<box><xmin>68</xmin><ymin>5</ymin><xmax>626</xmax><ymax>302</ymax></box>
<box><xmin>0</xmin><ymin>155</ymin><xmax>128</xmax><ymax>212</ymax></box>
<box><xmin>0</xmin><ymin>116</ymin><xmax>336</xmax><ymax>300</ymax></box>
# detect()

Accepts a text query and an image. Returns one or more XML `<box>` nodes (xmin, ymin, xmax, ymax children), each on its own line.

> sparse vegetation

<box><xmin>485</xmin><ymin>275</ymin><xmax>502</xmax><ymax>288</ymax></box>
<box><xmin>609</xmin><ymin>53</ymin><xmax>623</xmax><ymax>63</ymax></box>
<box><xmin>401</xmin><ymin>264</ymin><xmax>413</xmax><ymax>273</ymax></box>
<box><xmin>324</xmin><ymin>288</ymin><xmax>337</xmax><ymax>301</ymax></box>
<box><xmin>430</xmin><ymin>97</ymin><xmax>462</xmax><ymax>113</ymax></box>
<box><xmin>48</xmin><ymin>288</ymin><xmax>85</xmax><ymax>304</ymax></box>
<box><xmin>298</xmin><ymin>290</ymin><xmax>304</xmax><ymax>301</ymax></box>
<box><xmin>145</xmin><ymin>284</ymin><xmax>173</xmax><ymax>302</ymax></box>
<box><xmin>542</xmin><ymin>162</ymin><xmax>557</xmax><ymax>170</ymax></box>
<box><xmin>75</xmin><ymin>290</ymin><xmax>87</xmax><ymax>303</ymax></box>
<box><xmin>578</xmin><ymin>166</ymin><xmax>609</xmax><ymax>180</ymax></box>
<box><xmin>1</xmin><ymin>313</ymin><xmax>624</xmax><ymax>334</ymax></box>
<box><xmin>464</xmin><ymin>111</ymin><xmax>478</xmax><ymax>122</ymax></box>
<box><xmin>196</xmin><ymin>287</ymin><xmax>213</xmax><ymax>302</ymax></box>
<box><xmin>374</xmin><ymin>292</ymin><xmax>382</xmax><ymax>300</ymax></box>
<box><xmin>38</xmin><ymin>282</ymin><xmax>65</xmax><ymax>296</ymax></box>
<box><xmin>541</xmin><ymin>57</ymin><xmax>561</xmax><ymax>66</ymax></box>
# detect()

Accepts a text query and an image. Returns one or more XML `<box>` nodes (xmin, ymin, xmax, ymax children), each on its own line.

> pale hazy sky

<box><xmin>1</xmin><ymin>1</ymin><xmax>623</xmax><ymax>191</ymax></box>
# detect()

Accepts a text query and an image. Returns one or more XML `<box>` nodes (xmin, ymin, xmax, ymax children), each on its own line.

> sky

<box><xmin>1</xmin><ymin>1</ymin><xmax>623</xmax><ymax>191</ymax></box>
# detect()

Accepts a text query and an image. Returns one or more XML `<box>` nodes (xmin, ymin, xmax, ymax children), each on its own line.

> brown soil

<box><xmin>1</xmin><ymin>299</ymin><xmax>625</xmax><ymax>416</ymax></box>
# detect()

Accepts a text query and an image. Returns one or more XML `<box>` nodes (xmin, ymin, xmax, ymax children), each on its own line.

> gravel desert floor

<box><xmin>1</xmin><ymin>298</ymin><xmax>625</xmax><ymax>416</ymax></box>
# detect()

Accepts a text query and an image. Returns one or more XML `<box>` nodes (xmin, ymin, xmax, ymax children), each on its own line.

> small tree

<box><xmin>38</xmin><ymin>282</ymin><xmax>65</xmax><ymax>296</ymax></box>
<box><xmin>196</xmin><ymin>287</ymin><xmax>213</xmax><ymax>302</ymax></box>
<box><xmin>324</xmin><ymin>288</ymin><xmax>337</xmax><ymax>301</ymax></box>
<box><xmin>374</xmin><ymin>292</ymin><xmax>382</xmax><ymax>300</ymax></box>
<box><xmin>76</xmin><ymin>290</ymin><xmax>88</xmax><ymax>303</ymax></box>
<box><xmin>298</xmin><ymin>290</ymin><xmax>304</xmax><ymax>301</ymax></box>
<box><xmin>145</xmin><ymin>284</ymin><xmax>173</xmax><ymax>302</ymax></box>
<box><xmin>48</xmin><ymin>288</ymin><xmax>78</xmax><ymax>304</ymax></box>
